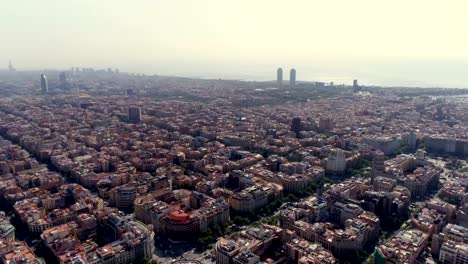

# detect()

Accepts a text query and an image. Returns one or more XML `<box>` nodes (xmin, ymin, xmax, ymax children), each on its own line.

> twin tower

<box><xmin>277</xmin><ymin>68</ymin><xmax>296</xmax><ymax>87</ymax></box>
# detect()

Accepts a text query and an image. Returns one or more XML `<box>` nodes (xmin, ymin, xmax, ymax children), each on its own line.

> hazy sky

<box><xmin>2</xmin><ymin>0</ymin><xmax>468</xmax><ymax>87</ymax></box>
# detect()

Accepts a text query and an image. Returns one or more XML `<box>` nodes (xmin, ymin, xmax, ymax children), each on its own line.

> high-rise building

<box><xmin>59</xmin><ymin>72</ymin><xmax>67</xmax><ymax>89</ymax></box>
<box><xmin>40</xmin><ymin>74</ymin><xmax>48</xmax><ymax>94</ymax></box>
<box><xmin>8</xmin><ymin>60</ymin><xmax>15</xmax><ymax>71</ymax></box>
<box><xmin>326</xmin><ymin>149</ymin><xmax>347</xmax><ymax>174</ymax></box>
<box><xmin>277</xmin><ymin>68</ymin><xmax>283</xmax><ymax>87</ymax></box>
<box><xmin>353</xmin><ymin>79</ymin><xmax>360</xmax><ymax>92</ymax></box>
<box><xmin>318</xmin><ymin>116</ymin><xmax>333</xmax><ymax>131</ymax></box>
<box><xmin>290</xmin><ymin>68</ymin><xmax>296</xmax><ymax>86</ymax></box>
<box><xmin>402</xmin><ymin>130</ymin><xmax>417</xmax><ymax>150</ymax></box>
<box><xmin>291</xmin><ymin>117</ymin><xmax>302</xmax><ymax>137</ymax></box>
<box><xmin>371</xmin><ymin>150</ymin><xmax>385</xmax><ymax>180</ymax></box>
<box><xmin>110</xmin><ymin>185</ymin><xmax>137</xmax><ymax>212</ymax></box>
<box><xmin>59</xmin><ymin>72</ymin><xmax>66</xmax><ymax>83</ymax></box>
<box><xmin>128</xmin><ymin>106</ymin><xmax>142</xmax><ymax>123</ymax></box>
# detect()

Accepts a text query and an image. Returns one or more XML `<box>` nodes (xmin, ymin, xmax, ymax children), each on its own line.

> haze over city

<box><xmin>1</xmin><ymin>1</ymin><xmax>468</xmax><ymax>264</ymax></box>
<box><xmin>2</xmin><ymin>0</ymin><xmax>468</xmax><ymax>87</ymax></box>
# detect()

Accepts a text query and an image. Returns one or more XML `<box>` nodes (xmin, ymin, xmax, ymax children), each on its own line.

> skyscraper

<box><xmin>59</xmin><ymin>72</ymin><xmax>67</xmax><ymax>89</ymax></box>
<box><xmin>290</xmin><ymin>68</ymin><xmax>296</xmax><ymax>86</ymax></box>
<box><xmin>290</xmin><ymin>117</ymin><xmax>302</xmax><ymax>138</ymax></box>
<box><xmin>128</xmin><ymin>107</ymin><xmax>142</xmax><ymax>123</ymax></box>
<box><xmin>8</xmin><ymin>61</ymin><xmax>15</xmax><ymax>71</ymax></box>
<box><xmin>40</xmin><ymin>74</ymin><xmax>48</xmax><ymax>94</ymax></box>
<box><xmin>353</xmin><ymin>79</ymin><xmax>360</xmax><ymax>92</ymax></box>
<box><xmin>277</xmin><ymin>68</ymin><xmax>283</xmax><ymax>87</ymax></box>
<box><xmin>326</xmin><ymin>149</ymin><xmax>347</xmax><ymax>175</ymax></box>
<box><xmin>59</xmin><ymin>72</ymin><xmax>66</xmax><ymax>83</ymax></box>
<box><xmin>371</xmin><ymin>150</ymin><xmax>385</xmax><ymax>182</ymax></box>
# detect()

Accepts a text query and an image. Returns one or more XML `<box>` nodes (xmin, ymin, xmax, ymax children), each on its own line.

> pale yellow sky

<box><xmin>2</xmin><ymin>0</ymin><xmax>468</xmax><ymax>86</ymax></box>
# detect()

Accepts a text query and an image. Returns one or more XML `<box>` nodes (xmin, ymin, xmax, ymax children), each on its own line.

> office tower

<box><xmin>291</xmin><ymin>117</ymin><xmax>302</xmax><ymax>137</ymax></box>
<box><xmin>59</xmin><ymin>72</ymin><xmax>67</xmax><ymax>89</ymax></box>
<box><xmin>371</xmin><ymin>150</ymin><xmax>385</xmax><ymax>181</ymax></box>
<box><xmin>112</xmin><ymin>185</ymin><xmax>137</xmax><ymax>212</ymax></box>
<box><xmin>277</xmin><ymin>68</ymin><xmax>283</xmax><ymax>87</ymax></box>
<box><xmin>403</xmin><ymin>130</ymin><xmax>417</xmax><ymax>149</ymax></box>
<box><xmin>128</xmin><ymin>106</ymin><xmax>142</xmax><ymax>123</ymax></box>
<box><xmin>40</xmin><ymin>74</ymin><xmax>48</xmax><ymax>94</ymax></box>
<box><xmin>318</xmin><ymin>116</ymin><xmax>333</xmax><ymax>131</ymax></box>
<box><xmin>290</xmin><ymin>68</ymin><xmax>296</xmax><ymax>86</ymax></box>
<box><xmin>353</xmin><ymin>79</ymin><xmax>360</xmax><ymax>92</ymax></box>
<box><xmin>326</xmin><ymin>149</ymin><xmax>347</xmax><ymax>174</ymax></box>
<box><xmin>8</xmin><ymin>60</ymin><xmax>15</xmax><ymax>71</ymax></box>
<box><xmin>59</xmin><ymin>72</ymin><xmax>66</xmax><ymax>83</ymax></box>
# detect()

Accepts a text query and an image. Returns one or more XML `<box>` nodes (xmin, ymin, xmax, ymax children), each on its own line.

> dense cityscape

<box><xmin>0</xmin><ymin>65</ymin><xmax>467</xmax><ymax>264</ymax></box>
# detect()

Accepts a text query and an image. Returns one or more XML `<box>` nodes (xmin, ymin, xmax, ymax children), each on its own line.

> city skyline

<box><xmin>2</xmin><ymin>0</ymin><xmax>468</xmax><ymax>87</ymax></box>
<box><xmin>5</xmin><ymin>61</ymin><xmax>468</xmax><ymax>89</ymax></box>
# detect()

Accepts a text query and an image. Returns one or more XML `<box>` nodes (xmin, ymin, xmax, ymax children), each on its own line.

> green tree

<box><xmin>213</xmin><ymin>225</ymin><xmax>222</xmax><ymax>236</ymax></box>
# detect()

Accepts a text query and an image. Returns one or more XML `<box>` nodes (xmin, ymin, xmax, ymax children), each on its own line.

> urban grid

<box><xmin>0</xmin><ymin>64</ymin><xmax>467</xmax><ymax>264</ymax></box>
